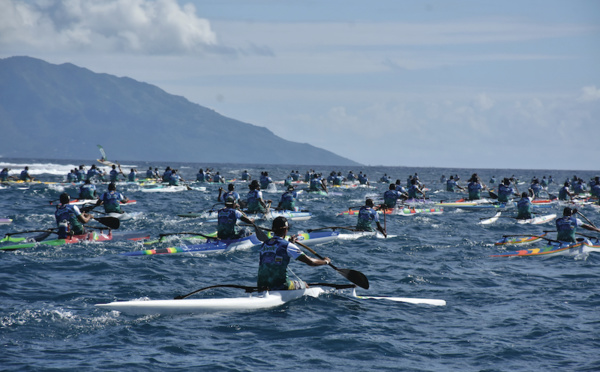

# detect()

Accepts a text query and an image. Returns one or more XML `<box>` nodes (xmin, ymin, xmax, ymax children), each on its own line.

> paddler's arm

<box><xmin>78</xmin><ymin>213</ymin><xmax>93</xmax><ymax>224</ymax></box>
<box><xmin>297</xmin><ymin>253</ymin><xmax>330</xmax><ymax>266</ymax></box>
<box><xmin>581</xmin><ymin>224</ymin><xmax>600</xmax><ymax>234</ymax></box>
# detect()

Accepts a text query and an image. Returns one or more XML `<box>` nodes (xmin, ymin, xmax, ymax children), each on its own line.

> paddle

<box><xmin>4</xmin><ymin>229</ymin><xmax>57</xmax><ymax>237</ymax></box>
<box><xmin>93</xmin><ymin>216</ymin><xmax>120</xmax><ymax>229</ymax></box>
<box><xmin>577</xmin><ymin>210</ymin><xmax>597</xmax><ymax>228</ymax></box>
<box><xmin>294</xmin><ymin>240</ymin><xmax>369</xmax><ymax>289</ymax></box>
<box><xmin>306</xmin><ymin>226</ymin><xmax>359</xmax><ymax>233</ymax></box>
<box><xmin>158</xmin><ymin>232</ymin><xmax>217</xmax><ymax>241</ymax></box>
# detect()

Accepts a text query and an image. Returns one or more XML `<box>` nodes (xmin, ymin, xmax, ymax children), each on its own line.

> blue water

<box><xmin>1</xmin><ymin>159</ymin><xmax>599</xmax><ymax>371</ymax></box>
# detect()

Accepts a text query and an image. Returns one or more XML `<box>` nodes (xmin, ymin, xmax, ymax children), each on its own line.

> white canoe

<box><xmin>96</xmin><ymin>287</ymin><xmax>325</xmax><ymax>315</ymax></box>
<box><xmin>516</xmin><ymin>213</ymin><xmax>557</xmax><ymax>225</ymax></box>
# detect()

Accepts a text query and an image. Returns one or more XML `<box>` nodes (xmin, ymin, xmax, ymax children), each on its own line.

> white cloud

<box><xmin>578</xmin><ymin>86</ymin><xmax>600</xmax><ymax>102</ymax></box>
<box><xmin>0</xmin><ymin>0</ymin><xmax>217</xmax><ymax>54</ymax></box>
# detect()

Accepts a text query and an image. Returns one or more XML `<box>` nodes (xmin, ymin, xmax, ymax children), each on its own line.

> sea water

<box><xmin>1</xmin><ymin>158</ymin><xmax>599</xmax><ymax>371</ymax></box>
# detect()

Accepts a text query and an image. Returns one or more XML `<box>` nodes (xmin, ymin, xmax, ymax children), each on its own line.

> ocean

<box><xmin>1</xmin><ymin>158</ymin><xmax>599</xmax><ymax>371</ymax></box>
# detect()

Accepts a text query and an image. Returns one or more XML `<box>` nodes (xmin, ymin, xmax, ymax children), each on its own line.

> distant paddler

<box><xmin>217</xmin><ymin>183</ymin><xmax>240</xmax><ymax>204</ymax></box>
<box><xmin>258</xmin><ymin>216</ymin><xmax>331</xmax><ymax>290</ymax></box>
<box><xmin>127</xmin><ymin>168</ymin><xmax>138</xmax><ymax>182</ymax></box>
<box><xmin>79</xmin><ymin>179</ymin><xmax>98</xmax><ymax>200</ymax></box>
<box><xmin>259</xmin><ymin>172</ymin><xmax>273</xmax><ymax>189</ymax></box>
<box><xmin>108</xmin><ymin>164</ymin><xmax>123</xmax><ymax>183</ymax></box>
<box><xmin>0</xmin><ymin>168</ymin><xmax>15</xmax><ymax>182</ymax></box>
<box><xmin>86</xmin><ymin>164</ymin><xmax>103</xmax><ymax>182</ymax></box>
<box><xmin>217</xmin><ymin>196</ymin><xmax>255</xmax><ymax>239</ymax></box>
<box><xmin>558</xmin><ymin>181</ymin><xmax>573</xmax><ymax>201</ymax></box>
<box><xmin>168</xmin><ymin>169</ymin><xmax>185</xmax><ymax>186</ymax></box>
<box><xmin>555</xmin><ymin>207</ymin><xmax>600</xmax><ymax>243</ymax></box>
<box><xmin>96</xmin><ymin>182</ymin><xmax>129</xmax><ymax>214</ymax></box>
<box><xmin>246</xmin><ymin>180</ymin><xmax>271</xmax><ymax>214</ymax></box>
<box><xmin>446</xmin><ymin>175</ymin><xmax>464</xmax><ymax>192</ymax></box>
<box><xmin>497</xmin><ymin>178</ymin><xmax>518</xmax><ymax>203</ymax></box>
<box><xmin>591</xmin><ymin>177</ymin><xmax>600</xmax><ymax>201</ymax></box>
<box><xmin>382</xmin><ymin>183</ymin><xmax>406</xmax><ymax>209</ymax></box>
<box><xmin>407</xmin><ymin>178</ymin><xmax>426</xmax><ymax>199</ymax></box>
<box><xmin>277</xmin><ymin>185</ymin><xmax>299</xmax><ymax>211</ymax></box>
<box><xmin>309</xmin><ymin>173</ymin><xmax>328</xmax><ymax>193</ymax></box>
<box><xmin>356</xmin><ymin>198</ymin><xmax>387</xmax><ymax>237</ymax></box>
<box><xmin>19</xmin><ymin>166</ymin><xmax>35</xmax><ymax>181</ymax></box>
<box><xmin>241</xmin><ymin>170</ymin><xmax>251</xmax><ymax>181</ymax></box>
<box><xmin>515</xmin><ymin>192</ymin><xmax>534</xmax><ymax>220</ymax></box>
<box><xmin>145</xmin><ymin>167</ymin><xmax>155</xmax><ymax>180</ymax></box>
<box><xmin>55</xmin><ymin>192</ymin><xmax>93</xmax><ymax>238</ymax></box>
<box><xmin>467</xmin><ymin>173</ymin><xmax>487</xmax><ymax>201</ymax></box>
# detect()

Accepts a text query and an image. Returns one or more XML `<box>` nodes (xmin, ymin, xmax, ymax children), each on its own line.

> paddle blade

<box><xmin>95</xmin><ymin>217</ymin><xmax>120</xmax><ymax>229</ymax></box>
<box><xmin>253</xmin><ymin>224</ymin><xmax>269</xmax><ymax>242</ymax></box>
<box><xmin>337</xmin><ymin>268</ymin><xmax>369</xmax><ymax>289</ymax></box>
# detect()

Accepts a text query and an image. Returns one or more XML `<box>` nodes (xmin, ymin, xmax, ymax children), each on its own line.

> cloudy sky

<box><xmin>1</xmin><ymin>0</ymin><xmax>599</xmax><ymax>170</ymax></box>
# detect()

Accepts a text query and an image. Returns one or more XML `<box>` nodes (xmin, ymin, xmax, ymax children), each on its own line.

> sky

<box><xmin>1</xmin><ymin>0</ymin><xmax>599</xmax><ymax>170</ymax></box>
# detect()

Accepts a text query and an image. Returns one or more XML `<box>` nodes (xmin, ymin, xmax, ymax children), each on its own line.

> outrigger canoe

<box><xmin>0</xmin><ymin>230</ymin><xmax>150</xmax><ymax>251</ymax></box>
<box><xmin>338</xmin><ymin>207</ymin><xmax>442</xmax><ymax>216</ymax></box>
<box><xmin>180</xmin><ymin>210</ymin><xmax>312</xmax><ymax>222</ymax></box>
<box><xmin>122</xmin><ymin>231</ymin><xmax>339</xmax><ymax>256</ymax></box>
<box><xmin>95</xmin><ymin>284</ymin><xmax>446</xmax><ymax>315</ymax></box>
<box><xmin>494</xmin><ymin>233</ymin><xmax>549</xmax><ymax>246</ymax></box>
<box><xmin>490</xmin><ymin>238</ymin><xmax>600</xmax><ymax>257</ymax></box>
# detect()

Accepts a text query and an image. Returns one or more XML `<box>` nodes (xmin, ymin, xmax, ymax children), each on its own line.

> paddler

<box><xmin>246</xmin><ymin>180</ymin><xmax>271</xmax><ymax>214</ymax></box>
<box><xmin>277</xmin><ymin>185</ymin><xmax>299</xmax><ymax>211</ymax></box>
<box><xmin>590</xmin><ymin>177</ymin><xmax>600</xmax><ymax>200</ymax></box>
<box><xmin>241</xmin><ymin>170</ymin><xmax>251</xmax><ymax>181</ymax></box>
<box><xmin>383</xmin><ymin>183</ymin><xmax>406</xmax><ymax>209</ymax></box>
<box><xmin>79</xmin><ymin>179</ymin><xmax>98</xmax><ymax>200</ymax></box>
<box><xmin>558</xmin><ymin>182</ymin><xmax>573</xmax><ymax>201</ymax></box>
<box><xmin>467</xmin><ymin>173</ymin><xmax>487</xmax><ymax>201</ymax></box>
<box><xmin>217</xmin><ymin>196</ymin><xmax>254</xmax><ymax>239</ymax></box>
<box><xmin>109</xmin><ymin>165</ymin><xmax>122</xmax><ymax>183</ymax></box>
<box><xmin>257</xmin><ymin>216</ymin><xmax>331</xmax><ymax>290</ymax></box>
<box><xmin>168</xmin><ymin>169</ymin><xmax>184</xmax><ymax>186</ymax></box>
<box><xmin>497</xmin><ymin>178</ymin><xmax>518</xmax><ymax>203</ymax></box>
<box><xmin>446</xmin><ymin>175</ymin><xmax>464</xmax><ymax>192</ymax></box>
<box><xmin>20</xmin><ymin>166</ymin><xmax>35</xmax><ymax>181</ymax></box>
<box><xmin>96</xmin><ymin>182</ymin><xmax>129</xmax><ymax>214</ymax></box>
<box><xmin>407</xmin><ymin>178</ymin><xmax>426</xmax><ymax>199</ymax></box>
<box><xmin>218</xmin><ymin>183</ymin><xmax>240</xmax><ymax>204</ymax></box>
<box><xmin>515</xmin><ymin>192</ymin><xmax>534</xmax><ymax>220</ymax></box>
<box><xmin>356</xmin><ymin>198</ymin><xmax>387</xmax><ymax>237</ymax></box>
<box><xmin>555</xmin><ymin>207</ymin><xmax>600</xmax><ymax>243</ymax></box>
<box><xmin>55</xmin><ymin>192</ymin><xmax>93</xmax><ymax>238</ymax></box>
<box><xmin>128</xmin><ymin>168</ymin><xmax>138</xmax><ymax>182</ymax></box>
<box><xmin>0</xmin><ymin>168</ymin><xmax>14</xmax><ymax>182</ymax></box>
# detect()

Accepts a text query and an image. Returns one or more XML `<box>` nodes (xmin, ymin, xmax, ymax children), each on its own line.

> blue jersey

<box><xmin>309</xmin><ymin>178</ymin><xmax>323</xmax><ymax>192</ymax></box>
<box><xmin>55</xmin><ymin>204</ymin><xmax>84</xmax><ymax>238</ymax></box>
<box><xmin>467</xmin><ymin>182</ymin><xmax>483</xmax><ymax>200</ymax></box>
<box><xmin>279</xmin><ymin>191</ymin><xmax>298</xmax><ymax>211</ymax></box>
<box><xmin>247</xmin><ymin>189</ymin><xmax>266</xmax><ymax>213</ymax></box>
<box><xmin>259</xmin><ymin>176</ymin><xmax>272</xmax><ymax>190</ymax></box>
<box><xmin>497</xmin><ymin>184</ymin><xmax>514</xmax><ymax>203</ymax></box>
<box><xmin>217</xmin><ymin>207</ymin><xmax>245</xmax><ymax>239</ymax></box>
<box><xmin>516</xmin><ymin>198</ymin><xmax>533</xmax><ymax>219</ymax></box>
<box><xmin>356</xmin><ymin>206</ymin><xmax>379</xmax><ymax>231</ymax></box>
<box><xmin>556</xmin><ymin>216</ymin><xmax>578</xmax><ymax>242</ymax></box>
<box><xmin>79</xmin><ymin>184</ymin><xmax>97</xmax><ymax>199</ymax></box>
<box><xmin>146</xmin><ymin>169</ymin><xmax>154</xmax><ymax>178</ymax></box>
<box><xmin>383</xmin><ymin>189</ymin><xmax>402</xmax><ymax>208</ymax></box>
<box><xmin>591</xmin><ymin>183</ymin><xmax>600</xmax><ymax>198</ymax></box>
<box><xmin>128</xmin><ymin>171</ymin><xmax>137</xmax><ymax>182</ymax></box>
<box><xmin>162</xmin><ymin>170</ymin><xmax>172</xmax><ymax>182</ymax></box>
<box><xmin>169</xmin><ymin>174</ymin><xmax>181</xmax><ymax>186</ymax></box>
<box><xmin>86</xmin><ymin>168</ymin><xmax>101</xmax><ymax>180</ymax></box>
<box><xmin>257</xmin><ymin>236</ymin><xmax>303</xmax><ymax>290</ymax></box>
<box><xmin>100</xmin><ymin>191</ymin><xmax>125</xmax><ymax>213</ymax></box>
<box><xmin>219</xmin><ymin>191</ymin><xmax>240</xmax><ymax>203</ymax></box>
<box><xmin>0</xmin><ymin>169</ymin><xmax>9</xmax><ymax>181</ymax></box>
<box><xmin>241</xmin><ymin>171</ymin><xmax>250</xmax><ymax>181</ymax></box>
<box><xmin>407</xmin><ymin>185</ymin><xmax>421</xmax><ymax>199</ymax></box>
<box><xmin>109</xmin><ymin>169</ymin><xmax>119</xmax><ymax>182</ymax></box>
<box><xmin>19</xmin><ymin>170</ymin><xmax>30</xmax><ymax>181</ymax></box>
<box><xmin>558</xmin><ymin>186</ymin><xmax>571</xmax><ymax>201</ymax></box>
<box><xmin>446</xmin><ymin>179</ymin><xmax>458</xmax><ymax>192</ymax></box>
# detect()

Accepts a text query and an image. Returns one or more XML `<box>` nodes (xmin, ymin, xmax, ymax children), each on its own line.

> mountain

<box><xmin>0</xmin><ymin>56</ymin><xmax>359</xmax><ymax>166</ymax></box>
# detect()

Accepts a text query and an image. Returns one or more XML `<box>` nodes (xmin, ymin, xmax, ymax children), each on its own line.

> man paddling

<box><xmin>79</xmin><ymin>179</ymin><xmax>98</xmax><ymax>200</ymax></box>
<box><xmin>246</xmin><ymin>180</ymin><xmax>271</xmax><ymax>214</ymax></box>
<box><xmin>218</xmin><ymin>183</ymin><xmax>240</xmax><ymax>204</ymax></box>
<box><xmin>383</xmin><ymin>183</ymin><xmax>406</xmax><ymax>209</ymax></box>
<box><xmin>96</xmin><ymin>183</ymin><xmax>129</xmax><ymax>214</ymax></box>
<box><xmin>555</xmin><ymin>207</ymin><xmax>600</xmax><ymax>243</ymax></box>
<box><xmin>217</xmin><ymin>197</ymin><xmax>254</xmax><ymax>239</ymax></box>
<box><xmin>257</xmin><ymin>216</ymin><xmax>331</xmax><ymax>290</ymax></box>
<box><xmin>277</xmin><ymin>185</ymin><xmax>299</xmax><ymax>211</ymax></box>
<box><xmin>516</xmin><ymin>192</ymin><xmax>534</xmax><ymax>220</ymax></box>
<box><xmin>55</xmin><ymin>192</ymin><xmax>93</xmax><ymax>238</ymax></box>
<box><xmin>356</xmin><ymin>199</ymin><xmax>387</xmax><ymax>237</ymax></box>
<box><xmin>19</xmin><ymin>166</ymin><xmax>35</xmax><ymax>181</ymax></box>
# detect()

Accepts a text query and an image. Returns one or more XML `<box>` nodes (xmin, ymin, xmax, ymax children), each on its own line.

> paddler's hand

<box><xmin>288</xmin><ymin>234</ymin><xmax>298</xmax><ymax>243</ymax></box>
<box><xmin>322</xmin><ymin>257</ymin><xmax>331</xmax><ymax>265</ymax></box>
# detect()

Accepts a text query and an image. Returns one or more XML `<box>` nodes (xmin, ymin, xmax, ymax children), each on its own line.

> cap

<box><xmin>225</xmin><ymin>196</ymin><xmax>235</xmax><ymax>205</ymax></box>
<box><xmin>272</xmin><ymin>216</ymin><xmax>289</xmax><ymax>231</ymax></box>
<box><xmin>108</xmin><ymin>182</ymin><xmax>116</xmax><ymax>191</ymax></box>
<box><xmin>287</xmin><ymin>185</ymin><xmax>295</xmax><ymax>191</ymax></box>
<box><xmin>563</xmin><ymin>207</ymin><xmax>573</xmax><ymax>216</ymax></box>
<box><xmin>60</xmin><ymin>192</ymin><xmax>70</xmax><ymax>204</ymax></box>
